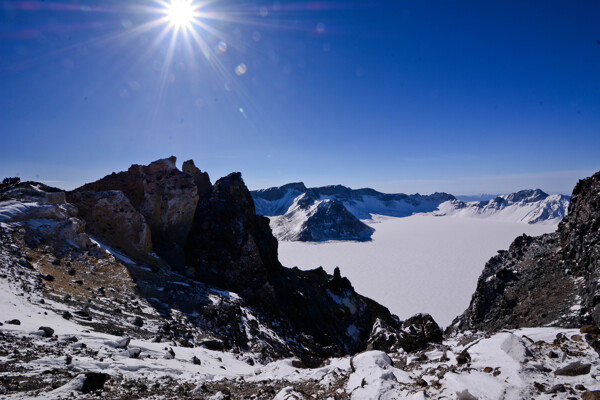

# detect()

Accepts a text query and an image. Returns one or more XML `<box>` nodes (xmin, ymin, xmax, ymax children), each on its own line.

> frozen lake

<box><xmin>278</xmin><ymin>215</ymin><xmax>557</xmax><ymax>327</ymax></box>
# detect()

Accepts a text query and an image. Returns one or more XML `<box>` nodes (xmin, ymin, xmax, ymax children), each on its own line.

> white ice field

<box><xmin>278</xmin><ymin>214</ymin><xmax>557</xmax><ymax>327</ymax></box>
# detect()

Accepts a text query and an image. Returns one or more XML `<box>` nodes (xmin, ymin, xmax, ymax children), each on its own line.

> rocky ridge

<box><xmin>2</xmin><ymin>166</ymin><xmax>600</xmax><ymax>399</ymax></box>
<box><xmin>453</xmin><ymin>171</ymin><xmax>600</xmax><ymax>332</ymax></box>
<box><xmin>252</xmin><ymin>183</ymin><xmax>567</xmax><ymax>242</ymax></box>
<box><xmin>435</xmin><ymin>189</ymin><xmax>570</xmax><ymax>224</ymax></box>
<box><xmin>0</xmin><ymin>157</ymin><xmax>442</xmax><ymax>365</ymax></box>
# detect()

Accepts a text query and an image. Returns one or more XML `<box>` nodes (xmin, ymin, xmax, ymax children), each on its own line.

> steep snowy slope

<box><xmin>435</xmin><ymin>189</ymin><xmax>570</xmax><ymax>224</ymax></box>
<box><xmin>270</xmin><ymin>194</ymin><xmax>375</xmax><ymax>241</ymax></box>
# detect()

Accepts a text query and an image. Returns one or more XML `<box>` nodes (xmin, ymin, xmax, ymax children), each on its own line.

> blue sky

<box><xmin>1</xmin><ymin>0</ymin><xmax>599</xmax><ymax>195</ymax></box>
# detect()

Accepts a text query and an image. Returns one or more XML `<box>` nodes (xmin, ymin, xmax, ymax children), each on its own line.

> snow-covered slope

<box><xmin>252</xmin><ymin>184</ymin><xmax>454</xmax><ymax>241</ymax></box>
<box><xmin>270</xmin><ymin>194</ymin><xmax>374</xmax><ymax>241</ymax></box>
<box><xmin>252</xmin><ymin>183</ymin><xmax>454</xmax><ymax>220</ymax></box>
<box><xmin>435</xmin><ymin>189</ymin><xmax>570</xmax><ymax>224</ymax></box>
<box><xmin>253</xmin><ymin>185</ymin><xmax>569</xmax><ymax>241</ymax></box>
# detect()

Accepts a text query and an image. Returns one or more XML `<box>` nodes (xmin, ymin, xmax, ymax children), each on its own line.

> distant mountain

<box><xmin>252</xmin><ymin>184</ymin><xmax>570</xmax><ymax>241</ymax></box>
<box><xmin>434</xmin><ymin>189</ymin><xmax>570</xmax><ymax>224</ymax></box>
<box><xmin>455</xmin><ymin>194</ymin><xmax>501</xmax><ymax>202</ymax></box>
<box><xmin>252</xmin><ymin>184</ymin><xmax>455</xmax><ymax>241</ymax></box>
<box><xmin>269</xmin><ymin>193</ymin><xmax>375</xmax><ymax>242</ymax></box>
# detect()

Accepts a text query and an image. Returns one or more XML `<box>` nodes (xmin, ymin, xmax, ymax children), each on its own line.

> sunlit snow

<box><xmin>278</xmin><ymin>214</ymin><xmax>557</xmax><ymax>326</ymax></box>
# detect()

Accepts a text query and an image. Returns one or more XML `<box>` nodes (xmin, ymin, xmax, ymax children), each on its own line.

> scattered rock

<box><xmin>456</xmin><ymin>350</ymin><xmax>471</xmax><ymax>365</ymax></box>
<box><xmin>555</xmin><ymin>361</ymin><xmax>591</xmax><ymax>376</ymax></box>
<box><xmin>81</xmin><ymin>372</ymin><xmax>109</xmax><ymax>393</ymax></box>
<box><xmin>37</xmin><ymin>326</ymin><xmax>54</xmax><ymax>337</ymax></box>
<box><xmin>128</xmin><ymin>347</ymin><xmax>141</xmax><ymax>358</ymax></box>
<box><xmin>582</xmin><ymin>391</ymin><xmax>600</xmax><ymax>400</ymax></box>
<box><xmin>62</xmin><ymin>311</ymin><xmax>72</xmax><ymax>320</ymax></box>
<box><xmin>6</xmin><ymin>319</ymin><xmax>20</xmax><ymax>325</ymax></box>
<box><xmin>192</xmin><ymin>356</ymin><xmax>201</xmax><ymax>365</ymax></box>
<box><xmin>456</xmin><ymin>389</ymin><xmax>478</xmax><ymax>400</ymax></box>
<box><xmin>547</xmin><ymin>384</ymin><xmax>566</xmax><ymax>393</ymax></box>
<box><xmin>199</xmin><ymin>338</ymin><xmax>225</xmax><ymax>351</ymax></box>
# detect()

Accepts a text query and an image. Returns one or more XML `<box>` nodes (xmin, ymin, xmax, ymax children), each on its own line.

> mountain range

<box><xmin>0</xmin><ymin>160</ymin><xmax>598</xmax><ymax>399</ymax></box>
<box><xmin>251</xmin><ymin>184</ymin><xmax>570</xmax><ymax>242</ymax></box>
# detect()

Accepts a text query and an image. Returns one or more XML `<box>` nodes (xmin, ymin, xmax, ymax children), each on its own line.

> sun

<box><xmin>165</xmin><ymin>0</ymin><xmax>197</xmax><ymax>30</ymax></box>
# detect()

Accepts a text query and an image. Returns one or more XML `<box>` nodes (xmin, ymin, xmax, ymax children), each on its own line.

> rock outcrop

<box><xmin>453</xmin><ymin>171</ymin><xmax>600</xmax><ymax>331</ymax></box>
<box><xmin>73</xmin><ymin>156</ymin><xmax>199</xmax><ymax>269</ymax></box>
<box><xmin>66</xmin><ymin>190</ymin><xmax>153</xmax><ymax>261</ymax></box>
<box><xmin>0</xmin><ymin>157</ymin><xmax>442</xmax><ymax>361</ymax></box>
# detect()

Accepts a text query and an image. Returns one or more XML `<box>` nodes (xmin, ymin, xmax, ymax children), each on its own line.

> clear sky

<box><xmin>1</xmin><ymin>0</ymin><xmax>599</xmax><ymax>195</ymax></box>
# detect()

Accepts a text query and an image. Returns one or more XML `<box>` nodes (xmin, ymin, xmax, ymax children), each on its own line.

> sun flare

<box><xmin>165</xmin><ymin>0</ymin><xmax>197</xmax><ymax>29</ymax></box>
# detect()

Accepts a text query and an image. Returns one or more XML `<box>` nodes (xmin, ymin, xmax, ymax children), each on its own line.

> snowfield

<box><xmin>278</xmin><ymin>214</ymin><xmax>557</xmax><ymax>327</ymax></box>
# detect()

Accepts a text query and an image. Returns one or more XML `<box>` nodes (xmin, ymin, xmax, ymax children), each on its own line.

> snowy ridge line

<box><xmin>252</xmin><ymin>184</ymin><xmax>569</xmax><ymax>242</ymax></box>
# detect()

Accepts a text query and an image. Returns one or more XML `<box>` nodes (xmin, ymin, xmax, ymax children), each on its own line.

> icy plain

<box><xmin>278</xmin><ymin>214</ymin><xmax>557</xmax><ymax>327</ymax></box>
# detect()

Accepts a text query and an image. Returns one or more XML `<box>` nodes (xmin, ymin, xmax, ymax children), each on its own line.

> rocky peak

<box><xmin>72</xmin><ymin>156</ymin><xmax>199</xmax><ymax>269</ymax></box>
<box><xmin>184</xmin><ymin>171</ymin><xmax>277</xmax><ymax>293</ymax></box>
<box><xmin>182</xmin><ymin>159</ymin><xmax>212</xmax><ymax>198</ymax></box>
<box><xmin>503</xmin><ymin>188</ymin><xmax>548</xmax><ymax>203</ymax></box>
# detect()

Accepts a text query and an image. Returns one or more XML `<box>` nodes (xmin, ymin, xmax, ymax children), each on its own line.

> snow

<box><xmin>278</xmin><ymin>214</ymin><xmax>557</xmax><ymax>326</ymax></box>
<box><xmin>435</xmin><ymin>193</ymin><xmax>568</xmax><ymax>224</ymax></box>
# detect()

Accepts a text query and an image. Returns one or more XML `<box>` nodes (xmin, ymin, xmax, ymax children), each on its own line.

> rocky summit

<box><xmin>0</xmin><ymin>157</ymin><xmax>442</xmax><ymax>365</ymax></box>
<box><xmin>453</xmin><ymin>171</ymin><xmax>600</xmax><ymax>332</ymax></box>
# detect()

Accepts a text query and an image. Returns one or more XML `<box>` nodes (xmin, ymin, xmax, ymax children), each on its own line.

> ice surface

<box><xmin>278</xmin><ymin>214</ymin><xmax>557</xmax><ymax>326</ymax></box>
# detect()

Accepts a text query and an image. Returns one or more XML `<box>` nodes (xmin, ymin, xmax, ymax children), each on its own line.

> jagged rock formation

<box><xmin>453</xmin><ymin>171</ymin><xmax>600</xmax><ymax>331</ymax></box>
<box><xmin>73</xmin><ymin>156</ymin><xmax>199</xmax><ymax>269</ymax></box>
<box><xmin>0</xmin><ymin>158</ymin><xmax>442</xmax><ymax>364</ymax></box>
<box><xmin>435</xmin><ymin>189</ymin><xmax>570</xmax><ymax>224</ymax></box>
<box><xmin>252</xmin><ymin>183</ymin><xmax>454</xmax><ymax>241</ymax></box>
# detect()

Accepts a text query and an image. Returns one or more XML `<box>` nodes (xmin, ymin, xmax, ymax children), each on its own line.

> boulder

<box><xmin>554</xmin><ymin>361</ymin><xmax>591</xmax><ymax>376</ymax></box>
<box><xmin>81</xmin><ymin>372</ymin><xmax>109</xmax><ymax>393</ymax></box>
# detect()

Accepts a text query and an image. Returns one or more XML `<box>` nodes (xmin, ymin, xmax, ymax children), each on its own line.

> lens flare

<box><xmin>165</xmin><ymin>0</ymin><xmax>196</xmax><ymax>29</ymax></box>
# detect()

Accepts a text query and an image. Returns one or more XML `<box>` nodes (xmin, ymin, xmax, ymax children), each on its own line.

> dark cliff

<box><xmin>453</xmin><ymin>171</ymin><xmax>600</xmax><ymax>331</ymax></box>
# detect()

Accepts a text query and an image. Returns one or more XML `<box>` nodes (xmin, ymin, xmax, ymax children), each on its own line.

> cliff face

<box><xmin>45</xmin><ymin>157</ymin><xmax>441</xmax><ymax>360</ymax></box>
<box><xmin>72</xmin><ymin>157</ymin><xmax>199</xmax><ymax>269</ymax></box>
<box><xmin>453</xmin><ymin>171</ymin><xmax>600</xmax><ymax>331</ymax></box>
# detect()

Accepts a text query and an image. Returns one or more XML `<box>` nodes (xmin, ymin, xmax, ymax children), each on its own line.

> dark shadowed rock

<box><xmin>452</xmin><ymin>171</ymin><xmax>600</xmax><ymax>331</ymax></box>
<box><xmin>38</xmin><ymin>326</ymin><xmax>54</xmax><ymax>337</ymax></box>
<box><xmin>401</xmin><ymin>313</ymin><xmax>443</xmax><ymax>348</ymax></box>
<box><xmin>182</xmin><ymin>159</ymin><xmax>212</xmax><ymax>198</ymax></box>
<box><xmin>81</xmin><ymin>372</ymin><xmax>109</xmax><ymax>393</ymax></box>
<box><xmin>582</xmin><ymin>391</ymin><xmax>600</xmax><ymax>400</ymax></box>
<box><xmin>554</xmin><ymin>361</ymin><xmax>591</xmax><ymax>376</ymax></box>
